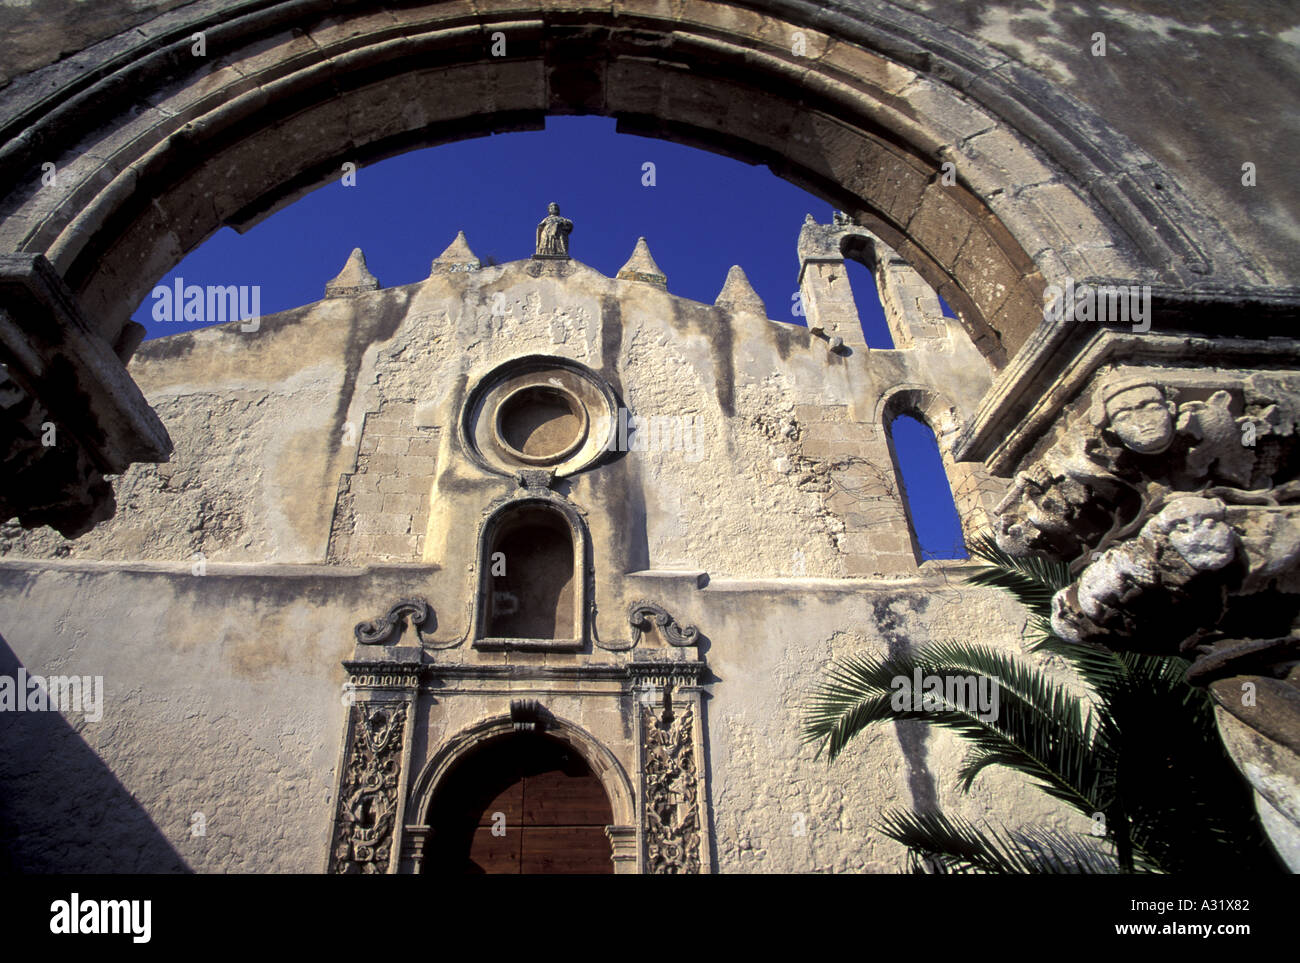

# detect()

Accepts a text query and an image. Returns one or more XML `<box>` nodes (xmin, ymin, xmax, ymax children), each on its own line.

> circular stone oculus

<box><xmin>494</xmin><ymin>384</ymin><xmax>589</xmax><ymax>464</ymax></box>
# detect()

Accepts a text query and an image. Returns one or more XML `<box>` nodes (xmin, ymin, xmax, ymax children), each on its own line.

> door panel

<box><xmin>427</xmin><ymin>733</ymin><xmax>615</xmax><ymax>874</ymax></box>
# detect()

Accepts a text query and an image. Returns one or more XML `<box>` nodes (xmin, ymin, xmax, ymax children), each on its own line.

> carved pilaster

<box><xmin>328</xmin><ymin>702</ymin><xmax>410</xmax><ymax>874</ymax></box>
<box><xmin>640</xmin><ymin>700</ymin><xmax>708</xmax><ymax>874</ymax></box>
<box><xmin>327</xmin><ymin>652</ymin><xmax>422</xmax><ymax>874</ymax></box>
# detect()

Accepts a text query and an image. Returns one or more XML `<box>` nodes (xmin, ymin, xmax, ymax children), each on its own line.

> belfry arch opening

<box><xmin>424</xmin><ymin>731</ymin><xmax>615</xmax><ymax>874</ymax></box>
<box><xmin>842</xmin><ymin>257</ymin><xmax>895</xmax><ymax>350</ymax></box>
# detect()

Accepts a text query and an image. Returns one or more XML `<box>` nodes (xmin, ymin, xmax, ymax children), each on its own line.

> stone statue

<box><xmin>1149</xmin><ymin>495</ymin><xmax>1237</xmax><ymax>573</ymax></box>
<box><xmin>535</xmin><ymin>202</ymin><xmax>573</xmax><ymax>258</ymax></box>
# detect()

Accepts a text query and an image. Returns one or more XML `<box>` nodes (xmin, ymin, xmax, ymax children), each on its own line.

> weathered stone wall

<box><xmin>2</xmin><ymin>249</ymin><xmax>996</xmax><ymax>575</ymax></box>
<box><xmin>0</xmin><ymin>235</ymin><xmax>1083</xmax><ymax>872</ymax></box>
<box><xmin>0</xmin><ymin>561</ymin><xmax>1080</xmax><ymax>873</ymax></box>
<box><xmin>0</xmin><ymin>560</ymin><xmax>427</xmax><ymax>872</ymax></box>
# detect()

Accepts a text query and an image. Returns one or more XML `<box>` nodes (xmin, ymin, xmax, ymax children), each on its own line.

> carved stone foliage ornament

<box><xmin>642</xmin><ymin>702</ymin><xmax>703</xmax><ymax>874</ymax></box>
<box><xmin>354</xmin><ymin>598</ymin><xmax>432</xmax><ymax>645</ymax></box>
<box><xmin>329</xmin><ymin>703</ymin><xmax>408</xmax><ymax>874</ymax></box>
<box><xmin>994</xmin><ymin>367</ymin><xmax>1300</xmax><ymax>722</ymax></box>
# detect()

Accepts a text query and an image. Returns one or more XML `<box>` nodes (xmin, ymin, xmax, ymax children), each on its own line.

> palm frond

<box><xmin>801</xmin><ymin>644</ymin><xmax>1108</xmax><ymax>820</ymax></box>
<box><xmin>963</xmin><ymin>532</ymin><xmax>1071</xmax><ymax>621</ymax></box>
<box><xmin>879</xmin><ymin>809</ymin><xmax>1128</xmax><ymax>874</ymax></box>
<box><xmin>803</xmin><ymin>536</ymin><xmax>1286</xmax><ymax>874</ymax></box>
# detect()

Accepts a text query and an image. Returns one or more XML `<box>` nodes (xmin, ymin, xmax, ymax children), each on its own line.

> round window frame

<box><xmin>492</xmin><ymin>383</ymin><xmax>590</xmax><ymax>466</ymax></box>
<box><xmin>459</xmin><ymin>355</ymin><xmax>620</xmax><ymax>479</ymax></box>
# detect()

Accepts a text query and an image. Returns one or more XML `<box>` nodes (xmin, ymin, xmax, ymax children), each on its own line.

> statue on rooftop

<box><xmin>535</xmin><ymin>202</ymin><xmax>573</xmax><ymax>258</ymax></box>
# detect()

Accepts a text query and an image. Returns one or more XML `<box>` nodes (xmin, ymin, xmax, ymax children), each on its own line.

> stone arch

<box><xmin>0</xmin><ymin>0</ymin><xmax>1241</xmax><ymax>374</ymax></box>
<box><xmin>408</xmin><ymin>712</ymin><xmax>637</xmax><ymax>830</ymax></box>
<box><xmin>877</xmin><ymin>384</ymin><xmax>1001</xmax><ymax>550</ymax></box>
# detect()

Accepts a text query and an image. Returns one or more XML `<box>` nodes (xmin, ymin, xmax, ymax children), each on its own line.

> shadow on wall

<box><xmin>0</xmin><ymin>632</ymin><xmax>190</xmax><ymax>873</ymax></box>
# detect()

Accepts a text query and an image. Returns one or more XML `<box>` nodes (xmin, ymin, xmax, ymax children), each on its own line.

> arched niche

<box><xmin>474</xmin><ymin>495</ymin><xmax>589</xmax><ymax>651</ymax></box>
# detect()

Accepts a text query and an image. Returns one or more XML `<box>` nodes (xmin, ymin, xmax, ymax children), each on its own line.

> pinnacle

<box><xmin>616</xmin><ymin>237</ymin><xmax>666</xmax><ymax>287</ymax></box>
<box><xmin>324</xmin><ymin>247</ymin><xmax>380</xmax><ymax>298</ymax></box>
<box><xmin>431</xmin><ymin>230</ymin><xmax>481</xmax><ymax>275</ymax></box>
<box><xmin>714</xmin><ymin>264</ymin><xmax>765</xmax><ymax>317</ymax></box>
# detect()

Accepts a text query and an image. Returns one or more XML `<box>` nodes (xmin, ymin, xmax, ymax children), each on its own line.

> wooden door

<box><xmin>426</xmin><ymin>734</ymin><xmax>614</xmax><ymax>874</ymax></box>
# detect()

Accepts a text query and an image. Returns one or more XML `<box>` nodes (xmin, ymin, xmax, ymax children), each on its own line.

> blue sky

<box><xmin>135</xmin><ymin>115</ymin><xmax>964</xmax><ymax>557</ymax></box>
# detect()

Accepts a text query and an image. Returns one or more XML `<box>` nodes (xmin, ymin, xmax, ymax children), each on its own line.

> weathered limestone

<box><xmin>0</xmin><ymin>213</ymin><xmax>1043</xmax><ymax>873</ymax></box>
<box><xmin>798</xmin><ymin>215</ymin><xmax>866</xmax><ymax>349</ymax></box>
<box><xmin>714</xmin><ymin>265</ymin><xmax>766</xmax><ymax>320</ymax></box>
<box><xmin>325</xmin><ymin>248</ymin><xmax>380</xmax><ymax>298</ymax></box>
<box><xmin>0</xmin><ymin>254</ymin><xmax>171</xmax><ymax>536</ymax></box>
<box><xmin>616</xmin><ymin>237</ymin><xmax>666</xmax><ymax>287</ymax></box>
<box><xmin>534</xmin><ymin>202</ymin><xmax>573</xmax><ymax>259</ymax></box>
<box><xmin>430</xmin><ymin>231</ymin><xmax>481</xmax><ymax>275</ymax></box>
<box><xmin>1</xmin><ymin>1</ymin><xmax>1282</xmax><ymax>530</ymax></box>
<box><xmin>1</xmin><ymin>0</ymin><xmax>1296</xmax><ymax>875</ymax></box>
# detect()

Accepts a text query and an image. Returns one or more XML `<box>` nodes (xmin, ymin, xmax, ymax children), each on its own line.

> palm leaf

<box><xmin>801</xmin><ymin>644</ymin><xmax>1108</xmax><ymax>820</ymax></box>
<box><xmin>964</xmin><ymin>532</ymin><xmax>1071</xmax><ymax>617</ymax></box>
<box><xmin>879</xmin><ymin>809</ymin><xmax>1128</xmax><ymax>874</ymax></box>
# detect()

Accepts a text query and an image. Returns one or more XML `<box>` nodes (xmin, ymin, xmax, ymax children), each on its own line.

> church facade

<box><xmin>1</xmin><ymin>0</ymin><xmax>1296</xmax><ymax>875</ymax></box>
<box><xmin>0</xmin><ymin>210</ymin><xmax>1069</xmax><ymax>872</ymax></box>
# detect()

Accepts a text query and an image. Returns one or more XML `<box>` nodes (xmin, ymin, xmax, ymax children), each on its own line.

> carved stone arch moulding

<box><xmin>0</xmin><ymin>0</ymin><xmax>1251</xmax><ymax>369</ymax></box>
<box><xmin>409</xmin><ymin>712</ymin><xmax>637</xmax><ymax>828</ymax></box>
<box><xmin>404</xmin><ymin>710</ymin><xmax>640</xmax><ymax>873</ymax></box>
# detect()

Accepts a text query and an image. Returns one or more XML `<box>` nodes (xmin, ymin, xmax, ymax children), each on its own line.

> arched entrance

<box><xmin>425</xmin><ymin>732</ymin><xmax>615</xmax><ymax>874</ymax></box>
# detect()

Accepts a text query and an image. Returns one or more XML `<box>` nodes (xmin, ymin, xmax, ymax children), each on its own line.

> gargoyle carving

<box><xmin>997</xmin><ymin>368</ymin><xmax>1300</xmax><ymax>685</ymax></box>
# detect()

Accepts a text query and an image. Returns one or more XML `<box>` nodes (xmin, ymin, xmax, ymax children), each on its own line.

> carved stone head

<box><xmin>1146</xmin><ymin>495</ymin><xmax>1235</xmax><ymax>572</ymax></box>
<box><xmin>1076</xmin><ymin>545</ymin><xmax>1158</xmax><ymax>622</ymax></box>
<box><xmin>1102</xmin><ymin>379</ymin><xmax>1177</xmax><ymax>454</ymax></box>
<box><xmin>547</xmin><ymin>202</ymin><xmax>560</xmax><ymax>216</ymax></box>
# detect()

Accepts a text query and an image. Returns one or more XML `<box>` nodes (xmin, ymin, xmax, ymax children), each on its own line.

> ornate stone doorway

<box><xmin>424</xmin><ymin>732</ymin><xmax>615</xmax><ymax>874</ymax></box>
